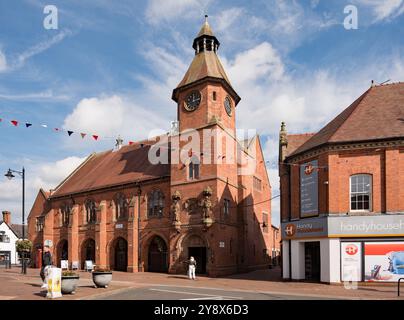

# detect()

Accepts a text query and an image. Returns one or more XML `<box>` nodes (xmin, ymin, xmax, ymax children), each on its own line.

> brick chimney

<box><xmin>2</xmin><ymin>211</ymin><xmax>11</xmax><ymax>225</ymax></box>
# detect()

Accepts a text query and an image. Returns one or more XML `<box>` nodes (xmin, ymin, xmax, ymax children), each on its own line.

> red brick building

<box><xmin>28</xmin><ymin>18</ymin><xmax>275</xmax><ymax>277</ymax></box>
<box><xmin>279</xmin><ymin>82</ymin><xmax>404</xmax><ymax>283</ymax></box>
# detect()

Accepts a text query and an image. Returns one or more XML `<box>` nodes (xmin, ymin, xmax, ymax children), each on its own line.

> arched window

<box><xmin>85</xmin><ymin>199</ymin><xmax>97</xmax><ymax>223</ymax></box>
<box><xmin>350</xmin><ymin>174</ymin><xmax>372</xmax><ymax>211</ymax></box>
<box><xmin>60</xmin><ymin>203</ymin><xmax>71</xmax><ymax>226</ymax></box>
<box><xmin>148</xmin><ymin>190</ymin><xmax>164</xmax><ymax>218</ymax></box>
<box><xmin>115</xmin><ymin>193</ymin><xmax>128</xmax><ymax>220</ymax></box>
<box><xmin>189</xmin><ymin>155</ymin><xmax>200</xmax><ymax>180</ymax></box>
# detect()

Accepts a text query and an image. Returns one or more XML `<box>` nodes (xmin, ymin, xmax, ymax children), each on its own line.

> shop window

<box><xmin>350</xmin><ymin>174</ymin><xmax>372</xmax><ymax>211</ymax></box>
<box><xmin>148</xmin><ymin>190</ymin><xmax>164</xmax><ymax>218</ymax></box>
<box><xmin>85</xmin><ymin>199</ymin><xmax>97</xmax><ymax>223</ymax></box>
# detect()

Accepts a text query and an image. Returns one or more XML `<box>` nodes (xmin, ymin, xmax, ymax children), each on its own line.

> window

<box><xmin>253</xmin><ymin>176</ymin><xmax>262</xmax><ymax>191</ymax></box>
<box><xmin>0</xmin><ymin>231</ymin><xmax>10</xmax><ymax>243</ymax></box>
<box><xmin>36</xmin><ymin>217</ymin><xmax>44</xmax><ymax>232</ymax></box>
<box><xmin>85</xmin><ymin>199</ymin><xmax>97</xmax><ymax>223</ymax></box>
<box><xmin>148</xmin><ymin>190</ymin><xmax>164</xmax><ymax>218</ymax></box>
<box><xmin>189</xmin><ymin>156</ymin><xmax>200</xmax><ymax>180</ymax></box>
<box><xmin>115</xmin><ymin>193</ymin><xmax>128</xmax><ymax>220</ymax></box>
<box><xmin>350</xmin><ymin>174</ymin><xmax>372</xmax><ymax>211</ymax></box>
<box><xmin>212</xmin><ymin>91</ymin><xmax>217</xmax><ymax>101</ymax></box>
<box><xmin>223</xmin><ymin>199</ymin><xmax>230</xmax><ymax>216</ymax></box>
<box><xmin>262</xmin><ymin>212</ymin><xmax>268</xmax><ymax>233</ymax></box>
<box><xmin>60</xmin><ymin>203</ymin><xmax>71</xmax><ymax>226</ymax></box>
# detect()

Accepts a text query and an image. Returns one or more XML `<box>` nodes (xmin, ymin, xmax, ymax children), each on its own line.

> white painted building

<box><xmin>0</xmin><ymin>211</ymin><xmax>26</xmax><ymax>266</ymax></box>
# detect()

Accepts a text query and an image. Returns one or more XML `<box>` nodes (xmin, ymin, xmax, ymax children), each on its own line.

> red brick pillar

<box><xmin>127</xmin><ymin>196</ymin><xmax>139</xmax><ymax>272</ymax></box>
<box><xmin>385</xmin><ymin>149</ymin><xmax>400</xmax><ymax>212</ymax></box>
<box><xmin>95</xmin><ymin>201</ymin><xmax>107</xmax><ymax>269</ymax></box>
<box><xmin>68</xmin><ymin>204</ymin><xmax>79</xmax><ymax>267</ymax></box>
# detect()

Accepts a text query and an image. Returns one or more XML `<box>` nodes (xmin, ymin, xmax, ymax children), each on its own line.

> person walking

<box><xmin>187</xmin><ymin>256</ymin><xmax>197</xmax><ymax>280</ymax></box>
<box><xmin>40</xmin><ymin>245</ymin><xmax>52</xmax><ymax>289</ymax></box>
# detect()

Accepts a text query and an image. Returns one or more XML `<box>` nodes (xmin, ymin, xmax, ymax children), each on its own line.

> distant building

<box><xmin>279</xmin><ymin>82</ymin><xmax>404</xmax><ymax>283</ymax></box>
<box><xmin>28</xmin><ymin>18</ymin><xmax>275</xmax><ymax>277</ymax></box>
<box><xmin>0</xmin><ymin>211</ymin><xmax>27</xmax><ymax>266</ymax></box>
<box><xmin>271</xmin><ymin>225</ymin><xmax>281</xmax><ymax>266</ymax></box>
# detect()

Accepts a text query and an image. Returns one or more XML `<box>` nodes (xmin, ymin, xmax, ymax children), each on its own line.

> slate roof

<box><xmin>50</xmin><ymin>140</ymin><xmax>170</xmax><ymax>198</ymax></box>
<box><xmin>288</xmin><ymin>83</ymin><xmax>404</xmax><ymax>158</ymax></box>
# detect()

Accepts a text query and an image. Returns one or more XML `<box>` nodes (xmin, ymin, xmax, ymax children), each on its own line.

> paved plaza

<box><xmin>0</xmin><ymin>267</ymin><xmax>402</xmax><ymax>300</ymax></box>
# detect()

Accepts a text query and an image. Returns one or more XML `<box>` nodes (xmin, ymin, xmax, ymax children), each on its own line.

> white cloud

<box><xmin>0</xmin><ymin>156</ymin><xmax>86</xmax><ymax>224</ymax></box>
<box><xmin>63</xmin><ymin>94</ymin><xmax>169</xmax><ymax>145</ymax></box>
<box><xmin>1</xmin><ymin>29</ymin><xmax>72</xmax><ymax>73</ymax></box>
<box><xmin>358</xmin><ymin>0</ymin><xmax>404</xmax><ymax>22</ymax></box>
<box><xmin>0</xmin><ymin>50</ymin><xmax>7</xmax><ymax>72</ymax></box>
<box><xmin>145</xmin><ymin>0</ymin><xmax>212</xmax><ymax>25</ymax></box>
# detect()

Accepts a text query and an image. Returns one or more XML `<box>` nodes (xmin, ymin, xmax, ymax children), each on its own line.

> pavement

<box><xmin>0</xmin><ymin>266</ymin><xmax>403</xmax><ymax>300</ymax></box>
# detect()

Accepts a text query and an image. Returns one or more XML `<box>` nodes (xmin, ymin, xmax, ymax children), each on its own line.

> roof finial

<box><xmin>371</xmin><ymin>80</ymin><xmax>375</xmax><ymax>87</ymax></box>
<box><xmin>205</xmin><ymin>14</ymin><xmax>208</xmax><ymax>23</ymax></box>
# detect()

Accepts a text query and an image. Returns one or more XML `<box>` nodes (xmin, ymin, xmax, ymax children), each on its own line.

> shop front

<box><xmin>281</xmin><ymin>214</ymin><xmax>404</xmax><ymax>283</ymax></box>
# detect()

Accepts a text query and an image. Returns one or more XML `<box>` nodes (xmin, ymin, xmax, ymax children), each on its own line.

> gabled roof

<box><xmin>0</xmin><ymin>221</ymin><xmax>27</xmax><ymax>239</ymax></box>
<box><xmin>289</xmin><ymin>83</ymin><xmax>404</xmax><ymax>157</ymax></box>
<box><xmin>51</xmin><ymin>140</ymin><xmax>170</xmax><ymax>198</ymax></box>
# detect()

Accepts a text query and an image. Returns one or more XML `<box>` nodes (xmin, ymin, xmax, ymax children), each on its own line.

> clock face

<box><xmin>184</xmin><ymin>91</ymin><xmax>201</xmax><ymax>111</ymax></box>
<box><xmin>224</xmin><ymin>96</ymin><xmax>232</xmax><ymax>116</ymax></box>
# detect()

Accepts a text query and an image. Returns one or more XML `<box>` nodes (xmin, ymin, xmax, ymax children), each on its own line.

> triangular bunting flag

<box><xmin>11</xmin><ymin>120</ymin><xmax>18</xmax><ymax>126</ymax></box>
<box><xmin>80</xmin><ymin>133</ymin><xmax>86</xmax><ymax>139</ymax></box>
<box><xmin>54</xmin><ymin>128</ymin><xmax>60</xmax><ymax>132</ymax></box>
<box><xmin>25</xmin><ymin>123</ymin><xmax>32</xmax><ymax>128</ymax></box>
<box><xmin>41</xmin><ymin>124</ymin><xmax>48</xmax><ymax>128</ymax></box>
<box><xmin>92</xmin><ymin>135</ymin><xmax>98</xmax><ymax>141</ymax></box>
<box><xmin>129</xmin><ymin>141</ymin><xmax>135</xmax><ymax>145</ymax></box>
<box><xmin>67</xmin><ymin>131</ymin><xmax>74</xmax><ymax>136</ymax></box>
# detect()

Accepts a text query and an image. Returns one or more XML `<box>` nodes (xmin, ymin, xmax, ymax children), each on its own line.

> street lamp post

<box><xmin>136</xmin><ymin>183</ymin><xmax>142</xmax><ymax>273</ymax></box>
<box><xmin>5</xmin><ymin>167</ymin><xmax>26</xmax><ymax>274</ymax></box>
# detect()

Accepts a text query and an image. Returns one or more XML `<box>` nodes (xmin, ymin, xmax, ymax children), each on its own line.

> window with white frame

<box><xmin>350</xmin><ymin>174</ymin><xmax>372</xmax><ymax>211</ymax></box>
<box><xmin>189</xmin><ymin>155</ymin><xmax>200</xmax><ymax>180</ymax></box>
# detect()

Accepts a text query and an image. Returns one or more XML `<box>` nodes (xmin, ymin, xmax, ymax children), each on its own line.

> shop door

<box><xmin>148</xmin><ymin>236</ymin><xmax>168</xmax><ymax>273</ymax></box>
<box><xmin>115</xmin><ymin>238</ymin><xmax>127</xmax><ymax>271</ymax></box>
<box><xmin>305</xmin><ymin>242</ymin><xmax>321</xmax><ymax>281</ymax></box>
<box><xmin>188</xmin><ymin>247</ymin><xmax>207</xmax><ymax>274</ymax></box>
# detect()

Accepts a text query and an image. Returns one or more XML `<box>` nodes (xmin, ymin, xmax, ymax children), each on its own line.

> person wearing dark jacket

<box><xmin>40</xmin><ymin>245</ymin><xmax>52</xmax><ymax>289</ymax></box>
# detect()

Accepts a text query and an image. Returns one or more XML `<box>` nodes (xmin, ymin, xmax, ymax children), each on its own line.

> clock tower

<box><xmin>168</xmin><ymin>16</ymin><xmax>244</xmax><ymax>276</ymax></box>
<box><xmin>172</xmin><ymin>15</ymin><xmax>240</xmax><ymax>134</ymax></box>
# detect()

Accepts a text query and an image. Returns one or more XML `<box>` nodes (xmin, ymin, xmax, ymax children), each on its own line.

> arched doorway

<box><xmin>56</xmin><ymin>240</ymin><xmax>68</xmax><ymax>267</ymax></box>
<box><xmin>148</xmin><ymin>236</ymin><xmax>168</xmax><ymax>273</ymax></box>
<box><xmin>184</xmin><ymin>234</ymin><xmax>207</xmax><ymax>274</ymax></box>
<box><xmin>114</xmin><ymin>237</ymin><xmax>127</xmax><ymax>271</ymax></box>
<box><xmin>81</xmin><ymin>238</ymin><xmax>95</xmax><ymax>269</ymax></box>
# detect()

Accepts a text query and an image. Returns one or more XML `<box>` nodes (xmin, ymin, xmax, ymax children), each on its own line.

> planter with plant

<box><xmin>61</xmin><ymin>270</ymin><xmax>80</xmax><ymax>294</ymax></box>
<box><xmin>15</xmin><ymin>239</ymin><xmax>32</xmax><ymax>253</ymax></box>
<box><xmin>92</xmin><ymin>267</ymin><xmax>112</xmax><ymax>288</ymax></box>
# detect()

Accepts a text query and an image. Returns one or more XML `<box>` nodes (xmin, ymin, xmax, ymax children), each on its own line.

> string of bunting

<box><xmin>0</xmin><ymin>116</ymin><xmax>328</xmax><ymax>169</ymax></box>
<box><xmin>0</xmin><ymin>115</ymin><xmax>138</xmax><ymax>145</ymax></box>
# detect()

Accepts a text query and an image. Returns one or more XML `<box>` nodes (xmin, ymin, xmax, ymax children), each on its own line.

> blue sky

<box><xmin>0</xmin><ymin>0</ymin><xmax>403</xmax><ymax>226</ymax></box>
